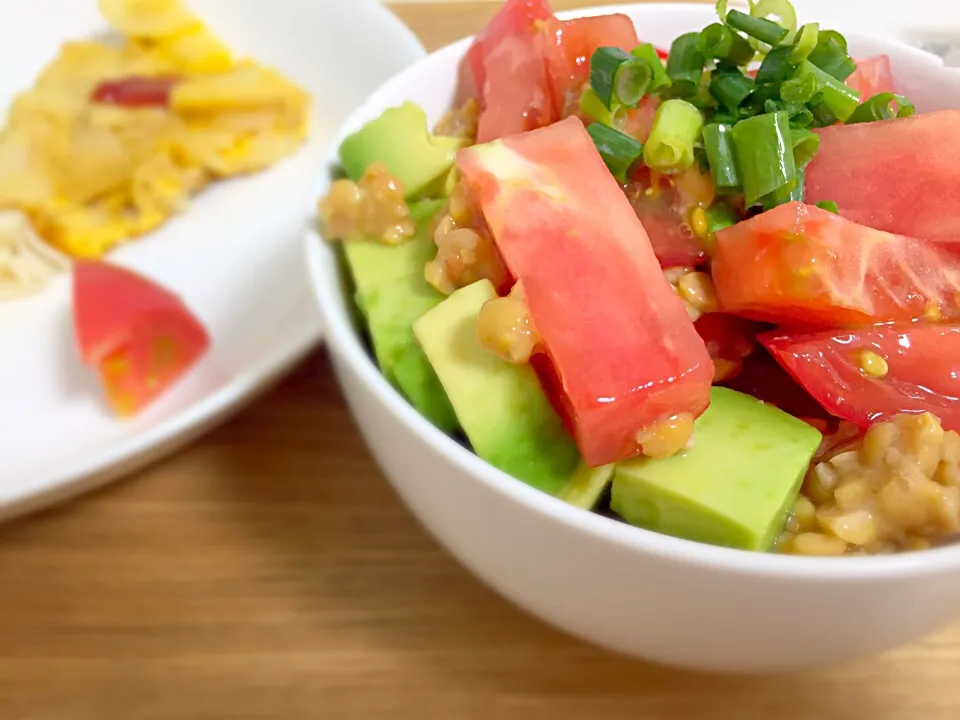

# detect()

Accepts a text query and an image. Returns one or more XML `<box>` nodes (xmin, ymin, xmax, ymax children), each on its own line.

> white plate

<box><xmin>0</xmin><ymin>0</ymin><xmax>425</xmax><ymax>520</ymax></box>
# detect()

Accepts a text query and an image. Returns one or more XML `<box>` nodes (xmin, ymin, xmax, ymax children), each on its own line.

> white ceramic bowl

<box><xmin>306</xmin><ymin>3</ymin><xmax>960</xmax><ymax>673</ymax></box>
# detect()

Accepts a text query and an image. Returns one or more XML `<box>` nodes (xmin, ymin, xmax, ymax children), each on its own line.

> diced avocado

<box><xmin>611</xmin><ymin>387</ymin><xmax>822</xmax><ymax>552</ymax></box>
<box><xmin>413</xmin><ymin>279</ymin><xmax>581</xmax><ymax>495</ymax></box>
<box><xmin>559</xmin><ymin>461</ymin><xmax>615</xmax><ymax>510</ymax></box>
<box><xmin>392</xmin><ymin>342</ymin><xmax>458</xmax><ymax>432</ymax></box>
<box><xmin>345</xmin><ymin>198</ymin><xmax>443</xmax><ymax>314</ymax></box>
<box><xmin>338</xmin><ymin>102</ymin><xmax>465</xmax><ymax>199</ymax></box>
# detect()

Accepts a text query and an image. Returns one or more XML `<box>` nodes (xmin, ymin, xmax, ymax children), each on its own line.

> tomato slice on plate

<box><xmin>462</xmin><ymin>0</ymin><xmax>556</xmax><ymax>143</ymax></box>
<box><xmin>540</xmin><ymin>13</ymin><xmax>639</xmax><ymax>117</ymax></box>
<box><xmin>458</xmin><ymin>116</ymin><xmax>713</xmax><ymax>466</ymax></box>
<box><xmin>73</xmin><ymin>261</ymin><xmax>210</xmax><ymax>417</ymax></box>
<box><xmin>712</xmin><ymin>201</ymin><xmax>960</xmax><ymax>327</ymax></box>
<box><xmin>91</xmin><ymin>75</ymin><xmax>180</xmax><ymax>107</ymax></box>
<box><xmin>761</xmin><ymin>322</ymin><xmax>960</xmax><ymax>431</ymax></box>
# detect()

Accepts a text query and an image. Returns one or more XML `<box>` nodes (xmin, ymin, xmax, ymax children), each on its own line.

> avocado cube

<box><xmin>413</xmin><ymin>279</ymin><xmax>580</xmax><ymax>495</ymax></box>
<box><xmin>611</xmin><ymin>387</ymin><xmax>822</xmax><ymax>551</ymax></box>
<box><xmin>338</xmin><ymin>102</ymin><xmax>466</xmax><ymax>199</ymax></box>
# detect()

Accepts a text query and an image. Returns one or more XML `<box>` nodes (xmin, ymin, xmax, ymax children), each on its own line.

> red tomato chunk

<box><xmin>462</xmin><ymin>0</ymin><xmax>556</xmax><ymax>143</ymax></box>
<box><xmin>91</xmin><ymin>75</ymin><xmax>180</xmax><ymax>107</ymax></box>
<box><xmin>845</xmin><ymin>55</ymin><xmax>897</xmax><ymax>98</ymax></box>
<box><xmin>73</xmin><ymin>261</ymin><xmax>210</xmax><ymax>417</ymax></box>
<box><xmin>457</xmin><ymin>116</ymin><xmax>713</xmax><ymax>466</ymax></box>
<box><xmin>540</xmin><ymin>14</ymin><xmax>639</xmax><ymax>118</ymax></box>
<box><xmin>711</xmin><ymin>202</ymin><xmax>960</xmax><ymax>328</ymax></box>
<box><xmin>762</xmin><ymin>323</ymin><xmax>960</xmax><ymax>432</ymax></box>
<box><xmin>805</xmin><ymin>110</ymin><xmax>960</xmax><ymax>245</ymax></box>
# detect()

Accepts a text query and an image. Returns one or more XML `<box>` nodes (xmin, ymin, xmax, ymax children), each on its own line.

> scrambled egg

<box><xmin>0</xmin><ymin>0</ymin><xmax>311</xmax><ymax>287</ymax></box>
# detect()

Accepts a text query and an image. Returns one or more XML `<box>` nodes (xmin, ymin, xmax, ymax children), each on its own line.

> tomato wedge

<box><xmin>91</xmin><ymin>75</ymin><xmax>180</xmax><ymax>107</ymax></box>
<box><xmin>627</xmin><ymin>166</ymin><xmax>715</xmax><ymax>267</ymax></box>
<box><xmin>540</xmin><ymin>14</ymin><xmax>639</xmax><ymax>118</ymax></box>
<box><xmin>805</xmin><ymin>110</ymin><xmax>960</xmax><ymax>245</ymax></box>
<box><xmin>462</xmin><ymin>0</ymin><xmax>556</xmax><ymax>143</ymax></box>
<box><xmin>712</xmin><ymin>202</ymin><xmax>960</xmax><ymax>327</ymax></box>
<box><xmin>846</xmin><ymin>55</ymin><xmax>897</xmax><ymax>99</ymax></box>
<box><xmin>457</xmin><ymin>116</ymin><xmax>713</xmax><ymax>466</ymax></box>
<box><xmin>73</xmin><ymin>261</ymin><xmax>210</xmax><ymax>417</ymax></box>
<box><xmin>762</xmin><ymin>323</ymin><xmax>960</xmax><ymax>431</ymax></box>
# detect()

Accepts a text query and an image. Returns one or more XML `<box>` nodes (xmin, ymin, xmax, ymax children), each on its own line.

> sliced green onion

<box><xmin>702</xmin><ymin>123</ymin><xmax>740</xmax><ymax>191</ymax></box>
<box><xmin>590</xmin><ymin>47</ymin><xmax>653</xmax><ymax>109</ymax></box>
<box><xmin>787</xmin><ymin>104</ymin><xmax>814</xmax><ymax>128</ymax></box>
<box><xmin>780</xmin><ymin>66</ymin><xmax>818</xmax><ymax>103</ymax></box>
<box><xmin>579</xmin><ymin>87</ymin><xmax>624</xmax><ymax>127</ymax></box>
<box><xmin>800</xmin><ymin>60</ymin><xmax>860</xmax><ymax>122</ymax></box>
<box><xmin>702</xmin><ymin>201</ymin><xmax>741</xmax><ymax>252</ymax></box>
<box><xmin>698</xmin><ymin>24</ymin><xmax>757</xmax><ymax>66</ymax></box>
<box><xmin>587</xmin><ymin>122</ymin><xmax>644</xmax><ymax>183</ymax></box>
<box><xmin>816</xmin><ymin>200</ymin><xmax>839</xmax><ymax>213</ymax></box>
<box><xmin>631</xmin><ymin>43</ymin><xmax>672</xmax><ymax>92</ymax></box>
<box><xmin>710</xmin><ymin>71</ymin><xmax>754</xmax><ymax>114</ymax></box>
<box><xmin>730</xmin><ymin>110</ymin><xmax>796</xmax><ymax>206</ymax></box>
<box><xmin>810</xmin><ymin>100</ymin><xmax>838</xmax><ymax>128</ymax></box>
<box><xmin>716</xmin><ymin>0</ymin><xmax>729</xmax><ymax>19</ymax></box>
<box><xmin>846</xmin><ymin>92</ymin><xmax>916</xmax><ymax>124</ymax></box>
<box><xmin>789</xmin><ymin>22</ymin><xmax>819</xmax><ymax>62</ymax></box>
<box><xmin>755</xmin><ymin>46</ymin><xmax>796</xmax><ymax>86</ymax></box>
<box><xmin>807</xmin><ymin>30</ymin><xmax>857</xmax><ymax>81</ymax></box>
<box><xmin>749</xmin><ymin>0</ymin><xmax>798</xmax><ymax>38</ymax></box>
<box><xmin>664</xmin><ymin>32</ymin><xmax>707</xmax><ymax>99</ymax></box>
<box><xmin>790</xmin><ymin>127</ymin><xmax>820</xmax><ymax>169</ymax></box>
<box><xmin>725</xmin><ymin>9</ymin><xmax>789</xmax><ymax>48</ymax></box>
<box><xmin>643</xmin><ymin>98</ymin><xmax>704</xmax><ymax>174</ymax></box>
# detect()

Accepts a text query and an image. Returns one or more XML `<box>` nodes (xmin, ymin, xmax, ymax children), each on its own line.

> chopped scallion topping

<box><xmin>799</xmin><ymin>60</ymin><xmax>860</xmax><ymax>122</ymax></box>
<box><xmin>789</xmin><ymin>127</ymin><xmax>820</xmax><ymax>169</ymax></box>
<box><xmin>702</xmin><ymin>123</ymin><xmax>740</xmax><ymax>191</ymax></box>
<box><xmin>709</xmin><ymin>71</ymin><xmax>754</xmax><ymax>114</ymax></box>
<box><xmin>807</xmin><ymin>30</ymin><xmax>857</xmax><ymax>81</ymax></box>
<box><xmin>725</xmin><ymin>9</ymin><xmax>789</xmax><ymax>48</ymax></box>
<box><xmin>587</xmin><ymin>122</ymin><xmax>644</xmax><ymax>183</ymax></box>
<box><xmin>730</xmin><ymin>110</ymin><xmax>796</xmax><ymax>205</ymax></box>
<box><xmin>816</xmin><ymin>200</ymin><xmax>839</xmax><ymax>213</ymax></box>
<box><xmin>590</xmin><ymin>47</ymin><xmax>654</xmax><ymax>110</ymax></box>
<box><xmin>580</xmin><ymin>87</ymin><xmax>625</xmax><ymax>127</ymax></box>
<box><xmin>789</xmin><ymin>22</ymin><xmax>819</xmax><ymax>62</ymax></box>
<box><xmin>644</xmin><ymin>98</ymin><xmax>704</xmax><ymax>174</ymax></box>
<box><xmin>698</xmin><ymin>23</ymin><xmax>756</xmax><ymax>66</ymax></box>
<box><xmin>846</xmin><ymin>92</ymin><xmax>916</xmax><ymax>124</ymax></box>
<box><xmin>631</xmin><ymin>43</ymin><xmax>672</xmax><ymax>92</ymax></box>
<box><xmin>755</xmin><ymin>46</ymin><xmax>796</xmax><ymax>86</ymax></box>
<box><xmin>780</xmin><ymin>66</ymin><xmax>818</xmax><ymax>104</ymax></box>
<box><xmin>664</xmin><ymin>33</ymin><xmax>707</xmax><ymax>99</ymax></box>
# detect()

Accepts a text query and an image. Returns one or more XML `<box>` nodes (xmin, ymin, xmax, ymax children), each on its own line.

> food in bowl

<box><xmin>317</xmin><ymin>0</ymin><xmax>960</xmax><ymax>558</ymax></box>
<box><xmin>0</xmin><ymin>0</ymin><xmax>310</xmax><ymax>297</ymax></box>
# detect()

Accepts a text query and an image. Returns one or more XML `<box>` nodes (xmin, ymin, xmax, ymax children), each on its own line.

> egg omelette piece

<box><xmin>0</xmin><ymin>0</ymin><xmax>311</xmax><ymax>267</ymax></box>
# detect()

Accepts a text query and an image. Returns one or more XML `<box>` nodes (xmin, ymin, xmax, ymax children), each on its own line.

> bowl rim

<box><xmin>306</xmin><ymin>1</ymin><xmax>960</xmax><ymax>581</ymax></box>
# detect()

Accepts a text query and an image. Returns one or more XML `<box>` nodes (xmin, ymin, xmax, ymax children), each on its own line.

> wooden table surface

<box><xmin>2</xmin><ymin>2</ymin><xmax>958</xmax><ymax>718</ymax></box>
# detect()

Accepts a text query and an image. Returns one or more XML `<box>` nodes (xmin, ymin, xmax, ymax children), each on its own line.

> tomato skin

<box><xmin>712</xmin><ymin>201</ymin><xmax>960</xmax><ymax>328</ymax></box>
<box><xmin>73</xmin><ymin>261</ymin><xmax>210</xmax><ymax>417</ymax></box>
<box><xmin>846</xmin><ymin>55</ymin><xmax>896</xmax><ymax>98</ymax></box>
<box><xmin>761</xmin><ymin>322</ymin><xmax>960</xmax><ymax>431</ymax></box>
<box><xmin>805</xmin><ymin>110</ymin><xmax>960</xmax><ymax>245</ymax></box>
<box><xmin>540</xmin><ymin>14</ymin><xmax>639</xmax><ymax>118</ymax></box>
<box><xmin>90</xmin><ymin>75</ymin><xmax>180</xmax><ymax>107</ymax></box>
<box><xmin>626</xmin><ymin>166</ymin><xmax>714</xmax><ymax>267</ymax></box>
<box><xmin>460</xmin><ymin>0</ymin><xmax>557</xmax><ymax>143</ymax></box>
<box><xmin>458</xmin><ymin>116</ymin><xmax>713</xmax><ymax>466</ymax></box>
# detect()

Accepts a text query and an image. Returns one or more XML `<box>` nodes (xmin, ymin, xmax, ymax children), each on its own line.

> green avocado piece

<box><xmin>611</xmin><ymin>387</ymin><xmax>822</xmax><ymax>552</ymax></box>
<box><xmin>338</xmin><ymin>102</ymin><xmax>465</xmax><ymax>199</ymax></box>
<box><xmin>413</xmin><ymin>279</ymin><xmax>581</xmax><ymax>495</ymax></box>
<box><xmin>559</xmin><ymin>461</ymin><xmax>615</xmax><ymax>510</ymax></box>
<box><xmin>345</xmin><ymin>198</ymin><xmax>443</xmax><ymax>315</ymax></box>
<box><xmin>392</xmin><ymin>342</ymin><xmax>458</xmax><ymax>432</ymax></box>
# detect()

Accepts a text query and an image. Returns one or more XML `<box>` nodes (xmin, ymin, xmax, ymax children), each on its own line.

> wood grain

<box><xmin>1</xmin><ymin>3</ymin><xmax>959</xmax><ymax>718</ymax></box>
